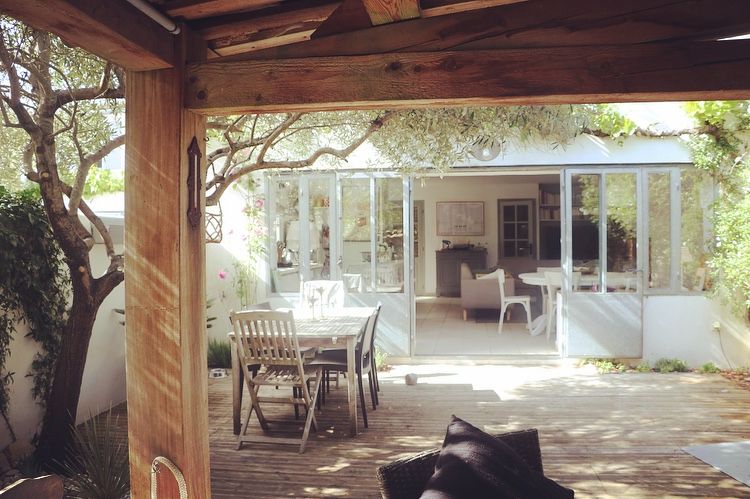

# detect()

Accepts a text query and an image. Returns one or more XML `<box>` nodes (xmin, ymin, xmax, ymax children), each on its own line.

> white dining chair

<box><xmin>497</xmin><ymin>269</ymin><xmax>532</xmax><ymax>335</ymax></box>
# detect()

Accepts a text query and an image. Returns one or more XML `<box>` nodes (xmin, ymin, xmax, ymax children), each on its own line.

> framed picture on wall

<box><xmin>436</xmin><ymin>201</ymin><xmax>484</xmax><ymax>236</ymax></box>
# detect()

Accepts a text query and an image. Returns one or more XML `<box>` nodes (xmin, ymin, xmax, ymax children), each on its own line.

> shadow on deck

<box><xmin>111</xmin><ymin>365</ymin><xmax>750</xmax><ymax>498</ymax></box>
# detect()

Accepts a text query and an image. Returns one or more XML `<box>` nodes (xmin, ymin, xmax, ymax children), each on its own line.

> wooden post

<box><xmin>124</xmin><ymin>32</ymin><xmax>209</xmax><ymax>499</ymax></box>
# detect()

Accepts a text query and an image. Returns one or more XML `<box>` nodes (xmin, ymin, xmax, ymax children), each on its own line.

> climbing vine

<box><xmin>0</xmin><ymin>186</ymin><xmax>69</xmax><ymax>436</ymax></box>
<box><xmin>684</xmin><ymin>101</ymin><xmax>750</xmax><ymax>319</ymax></box>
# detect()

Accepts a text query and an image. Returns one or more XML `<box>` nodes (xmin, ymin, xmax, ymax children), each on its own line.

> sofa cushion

<box><xmin>420</xmin><ymin>416</ymin><xmax>573</xmax><ymax>499</ymax></box>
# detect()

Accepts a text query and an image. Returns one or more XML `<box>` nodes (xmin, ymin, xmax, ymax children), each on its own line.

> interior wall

<box><xmin>413</xmin><ymin>175</ymin><xmax>555</xmax><ymax>295</ymax></box>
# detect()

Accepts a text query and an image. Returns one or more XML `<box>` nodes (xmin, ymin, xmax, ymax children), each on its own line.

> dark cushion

<box><xmin>420</xmin><ymin>416</ymin><xmax>573</xmax><ymax>499</ymax></box>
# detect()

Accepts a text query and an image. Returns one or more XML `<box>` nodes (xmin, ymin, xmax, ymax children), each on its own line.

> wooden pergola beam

<box><xmin>186</xmin><ymin>40</ymin><xmax>750</xmax><ymax>114</ymax></box>
<box><xmin>240</xmin><ymin>0</ymin><xmax>750</xmax><ymax>61</ymax></box>
<box><xmin>0</xmin><ymin>0</ymin><xmax>177</xmax><ymax>70</ymax></box>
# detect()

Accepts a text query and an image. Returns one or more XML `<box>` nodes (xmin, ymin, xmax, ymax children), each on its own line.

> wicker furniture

<box><xmin>376</xmin><ymin>428</ymin><xmax>543</xmax><ymax>499</ymax></box>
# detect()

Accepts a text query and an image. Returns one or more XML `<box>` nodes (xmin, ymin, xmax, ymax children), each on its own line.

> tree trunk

<box><xmin>34</xmin><ymin>280</ymin><xmax>97</xmax><ymax>466</ymax></box>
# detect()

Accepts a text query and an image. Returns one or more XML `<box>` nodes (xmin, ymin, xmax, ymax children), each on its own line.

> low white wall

<box><xmin>0</xmin><ymin>319</ymin><xmax>43</xmax><ymax>450</ymax></box>
<box><xmin>643</xmin><ymin>295</ymin><xmax>750</xmax><ymax>368</ymax></box>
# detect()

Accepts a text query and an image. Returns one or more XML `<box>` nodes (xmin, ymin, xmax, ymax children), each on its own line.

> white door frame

<box><xmin>562</xmin><ymin>167</ymin><xmax>645</xmax><ymax>358</ymax></box>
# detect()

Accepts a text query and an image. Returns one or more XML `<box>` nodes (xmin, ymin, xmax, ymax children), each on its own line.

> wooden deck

<box><xmin>119</xmin><ymin>364</ymin><xmax>750</xmax><ymax>497</ymax></box>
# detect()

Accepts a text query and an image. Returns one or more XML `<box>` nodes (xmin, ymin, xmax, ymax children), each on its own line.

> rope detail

<box><xmin>151</xmin><ymin>456</ymin><xmax>188</xmax><ymax>499</ymax></box>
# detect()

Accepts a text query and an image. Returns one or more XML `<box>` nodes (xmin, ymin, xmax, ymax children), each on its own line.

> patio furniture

<box><xmin>497</xmin><ymin>269</ymin><xmax>532</xmax><ymax>335</ymax></box>
<box><xmin>536</xmin><ymin>266</ymin><xmax>561</xmax><ymax>317</ymax></box>
<box><xmin>459</xmin><ymin>263</ymin><xmax>515</xmax><ymax>321</ymax></box>
<box><xmin>230</xmin><ymin>307</ymin><xmax>373</xmax><ymax>437</ymax></box>
<box><xmin>308</xmin><ymin>305</ymin><xmax>381</xmax><ymax>428</ymax></box>
<box><xmin>376</xmin><ymin>427</ymin><xmax>545</xmax><ymax>499</ymax></box>
<box><xmin>230</xmin><ymin>309</ymin><xmax>323</xmax><ymax>453</ymax></box>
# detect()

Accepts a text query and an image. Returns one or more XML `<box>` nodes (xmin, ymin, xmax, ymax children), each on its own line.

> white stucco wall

<box><xmin>643</xmin><ymin>295</ymin><xmax>750</xmax><ymax>368</ymax></box>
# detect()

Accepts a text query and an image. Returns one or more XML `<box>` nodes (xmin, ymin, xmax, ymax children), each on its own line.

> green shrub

<box><xmin>207</xmin><ymin>338</ymin><xmax>232</xmax><ymax>369</ymax></box>
<box><xmin>583</xmin><ymin>358</ymin><xmax>625</xmax><ymax>374</ymax></box>
<box><xmin>699</xmin><ymin>362</ymin><xmax>721</xmax><ymax>373</ymax></box>
<box><xmin>374</xmin><ymin>346</ymin><xmax>390</xmax><ymax>372</ymax></box>
<box><xmin>635</xmin><ymin>361</ymin><xmax>652</xmax><ymax>372</ymax></box>
<box><xmin>655</xmin><ymin>358</ymin><xmax>689</xmax><ymax>373</ymax></box>
<box><xmin>61</xmin><ymin>408</ymin><xmax>129</xmax><ymax>499</ymax></box>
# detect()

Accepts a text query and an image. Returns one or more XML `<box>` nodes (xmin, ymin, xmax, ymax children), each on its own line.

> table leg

<box><xmin>347</xmin><ymin>336</ymin><xmax>358</xmax><ymax>436</ymax></box>
<box><xmin>231</xmin><ymin>338</ymin><xmax>243</xmax><ymax>435</ymax></box>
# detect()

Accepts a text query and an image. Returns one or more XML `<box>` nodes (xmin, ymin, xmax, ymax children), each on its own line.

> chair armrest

<box><xmin>376</xmin><ymin>428</ymin><xmax>542</xmax><ymax>499</ymax></box>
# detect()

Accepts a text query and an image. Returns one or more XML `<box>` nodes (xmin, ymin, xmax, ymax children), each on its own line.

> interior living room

<box><xmin>413</xmin><ymin>172</ymin><xmax>564</xmax><ymax>357</ymax></box>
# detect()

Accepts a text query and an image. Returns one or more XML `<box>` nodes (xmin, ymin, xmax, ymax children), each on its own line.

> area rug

<box><xmin>684</xmin><ymin>441</ymin><xmax>750</xmax><ymax>486</ymax></box>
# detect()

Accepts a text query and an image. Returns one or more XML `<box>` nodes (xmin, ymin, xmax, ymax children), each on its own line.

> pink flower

<box><xmin>254</xmin><ymin>199</ymin><xmax>264</xmax><ymax>209</ymax></box>
<box><xmin>218</xmin><ymin>270</ymin><xmax>227</xmax><ymax>280</ymax></box>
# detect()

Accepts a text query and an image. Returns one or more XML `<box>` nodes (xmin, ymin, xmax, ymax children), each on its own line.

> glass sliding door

<box><xmin>268</xmin><ymin>175</ymin><xmax>335</xmax><ymax>293</ymax></box>
<box><xmin>563</xmin><ymin>169</ymin><xmax>643</xmax><ymax>357</ymax></box>
<box><xmin>339</xmin><ymin>173</ymin><xmax>410</xmax><ymax>356</ymax></box>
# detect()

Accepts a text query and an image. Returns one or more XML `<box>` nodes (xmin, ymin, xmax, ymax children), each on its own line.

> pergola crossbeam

<box><xmin>186</xmin><ymin>40</ymin><xmax>750</xmax><ymax>114</ymax></box>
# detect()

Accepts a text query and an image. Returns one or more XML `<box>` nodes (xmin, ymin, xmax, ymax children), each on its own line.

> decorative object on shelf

<box><xmin>437</xmin><ymin>201</ymin><xmax>484</xmax><ymax>236</ymax></box>
<box><xmin>186</xmin><ymin>136</ymin><xmax>202</xmax><ymax>229</ymax></box>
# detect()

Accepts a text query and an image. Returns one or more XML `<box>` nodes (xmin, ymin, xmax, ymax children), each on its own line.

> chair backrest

<box><xmin>301</xmin><ymin>280</ymin><xmax>345</xmax><ymax>310</ymax></box>
<box><xmin>358</xmin><ymin>305</ymin><xmax>381</xmax><ymax>371</ymax></box>
<box><xmin>496</xmin><ymin>268</ymin><xmax>507</xmax><ymax>302</ymax></box>
<box><xmin>230</xmin><ymin>309</ymin><xmax>304</xmax><ymax>369</ymax></box>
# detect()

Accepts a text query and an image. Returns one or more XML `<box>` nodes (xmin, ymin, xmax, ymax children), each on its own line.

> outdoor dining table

<box><xmin>229</xmin><ymin>306</ymin><xmax>374</xmax><ymax>438</ymax></box>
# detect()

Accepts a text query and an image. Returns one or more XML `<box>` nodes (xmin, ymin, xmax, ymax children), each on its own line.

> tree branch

<box><xmin>256</xmin><ymin>113</ymin><xmax>301</xmax><ymax>165</ymax></box>
<box><xmin>58</xmin><ymin>181</ymin><xmax>118</xmax><ymax>259</ymax></box>
<box><xmin>0</xmin><ymin>27</ymin><xmax>40</xmax><ymax>138</ymax></box>
<box><xmin>206</xmin><ymin>112</ymin><xmax>393</xmax><ymax>206</ymax></box>
<box><xmin>68</xmin><ymin>134</ymin><xmax>125</xmax><ymax>216</ymax></box>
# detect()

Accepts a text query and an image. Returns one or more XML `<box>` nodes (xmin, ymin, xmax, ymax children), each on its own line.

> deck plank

<box><xmin>109</xmin><ymin>366</ymin><xmax>750</xmax><ymax>497</ymax></box>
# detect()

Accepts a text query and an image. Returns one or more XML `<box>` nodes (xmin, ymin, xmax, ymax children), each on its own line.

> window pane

<box><xmin>605</xmin><ymin>173</ymin><xmax>637</xmax><ymax>293</ymax></box>
<box><xmin>517</xmin><ymin>204</ymin><xmax>529</xmax><ymax>220</ymax></box>
<box><xmin>342</xmin><ymin>178</ymin><xmax>371</xmax><ymax>292</ymax></box>
<box><xmin>503</xmin><ymin>241</ymin><xmax>516</xmax><ymax>257</ymax></box>
<box><xmin>517</xmin><ymin>222</ymin><xmax>529</xmax><ymax>239</ymax></box>
<box><xmin>309</xmin><ymin>178</ymin><xmax>332</xmax><ymax>280</ymax></box>
<box><xmin>572</xmin><ymin>174</ymin><xmax>600</xmax><ymax>292</ymax></box>
<box><xmin>647</xmin><ymin>172</ymin><xmax>671</xmax><ymax>289</ymax></box>
<box><xmin>681</xmin><ymin>168</ymin><xmax>711</xmax><ymax>291</ymax></box>
<box><xmin>504</xmin><ymin>223</ymin><xmax>516</xmax><ymax>239</ymax></box>
<box><xmin>271</xmin><ymin>178</ymin><xmax>300</xmax><ymax>292</ymax></box>
<box><xmin>376</xmin><ymin>178</ymin><xmax>404</xmax><ymax>292</ymax></box>
<box><xmin>503</xmin><ymin>205</ymin><xmax>515</xmax><ymax>219</ymax></box>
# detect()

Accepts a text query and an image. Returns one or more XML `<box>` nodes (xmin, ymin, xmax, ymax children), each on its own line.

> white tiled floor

<box><xmin>415</xmin><ymin>296</ymin><xmax>559</xmax><ymax>356</ymax></box>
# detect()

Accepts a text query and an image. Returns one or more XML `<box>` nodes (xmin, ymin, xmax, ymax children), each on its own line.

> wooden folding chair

<box><xmin>231</xmin><ymin>309</ymin><xmax>323</xmax><ymax>453</ymax></box>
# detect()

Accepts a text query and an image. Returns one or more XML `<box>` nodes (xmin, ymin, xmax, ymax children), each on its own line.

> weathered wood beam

<box><xmin>186</xmin><ymin>40</ymin><xmax>750</xmax><ymax>114</ymax></box>
<box><xmin>166</xmin><ymin>0</ymin><xmax>281</xmax><ymax>19</ymax></box>
<box><xmin>213</xmin><ymin>28</ymin><xmax>317</xmax><ymax>55</ymax></box>
<box><xmin>239</xmin><ymin>0</ymin><xmax>750</xmax><ymax>61</ymax></box>
<box><xmin>312</xmin><ymin>0</ymin><xmax>373</xmax><ymax>38</ymax></box>
<box><xmin>0</xmin><ymin>0</ymin><xmax>176</xmax><ymax>70</ymax></box>
<box><xmin>193</xmin><ymin>0</ymin><xmax>341</xmax><ymax>40</ymax></box>
<box><xmin>125</xmin><ymin>33</ymin><xmax>209</xmax><ymax>499</ymax></box>
<box><xmin>420</xmin><ymin>0</ymin><xmax>526</xmax><ymax>18</ymax></box>
<box><xmin>362</xmin><ymin>0</ymin><xmax>420</xmax><ymax>25</ymax></box>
